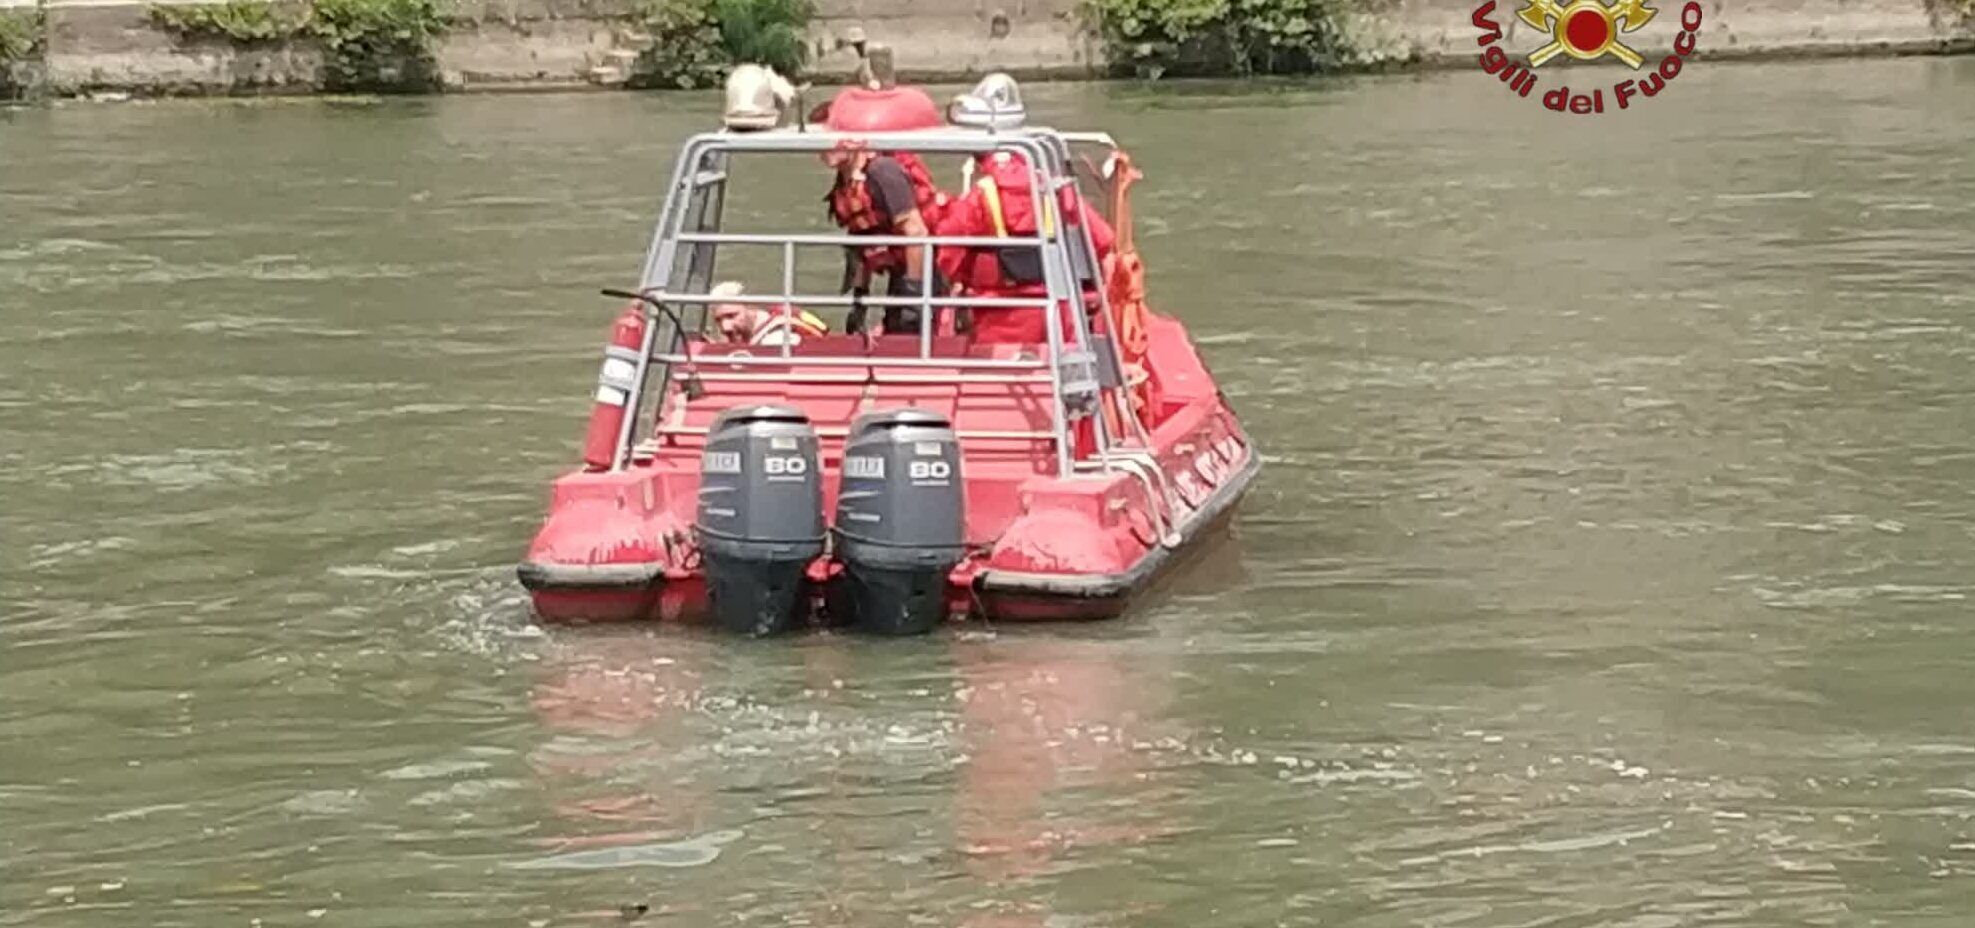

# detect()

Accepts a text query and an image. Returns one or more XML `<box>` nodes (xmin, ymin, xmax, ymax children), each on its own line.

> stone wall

<box><xmin>809</xmin><ymin>0</ymin><xmax>1101</xmax><ymax>80</ymax></box>
<box><xmin>41</xmin><ymin>1</ymin><xmax>323</xmax><ymax>94</ymax></box>
<box><xmin>437</xmin><ymin>0</ymin><xmax>634</xmax><ymax>89</ymax></box>
<box><xmin>3</xmin><ymin>0</ymin><xmax>1970</xmax><ymax>97</ymax></box>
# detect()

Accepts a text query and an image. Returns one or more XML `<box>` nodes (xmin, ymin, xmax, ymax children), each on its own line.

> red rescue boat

<box><xmin>517</xmin><ymin>77</ymin><xmax>1260</xmax><ymax>633</ymax></box>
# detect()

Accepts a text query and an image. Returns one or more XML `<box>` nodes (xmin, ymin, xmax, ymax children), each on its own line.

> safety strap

<box><xmin>978</xmin><ymin>177</ymin><xmax>1007</xmax><ymax>237</ymax></box>
<box><xmin>975</xmin><ymin>176</ymin><xmax>1052</xmax><ymax>239</ymax></box>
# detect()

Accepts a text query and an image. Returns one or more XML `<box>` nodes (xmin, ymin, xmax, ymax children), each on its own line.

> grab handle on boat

<box><xmin>1100</xmin><ymin>452</ymin><xmax>1183</xmax><ymax>550</ymax></box>
<box><xmin>602</xmin><ymin>288</ymin><xmax>705</xmax><ymax>401</ymax></box>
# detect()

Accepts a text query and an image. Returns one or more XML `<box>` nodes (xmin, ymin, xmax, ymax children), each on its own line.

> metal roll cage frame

<box><xmin>609</xmin><ymin>127</ymin><xmax>1148</xmax><ymax>484</ymax></box>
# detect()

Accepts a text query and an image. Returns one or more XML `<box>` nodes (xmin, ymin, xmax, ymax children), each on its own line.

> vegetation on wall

<box><xmin>0</xmin><ymin>6</ymin><xmax>43</xmax><ymax>64</ymax></box>
<box><xmin>714</xmin><ymin>0</ymin><xmax>808</xmax><ymax>72</ymax></box>
<box><xmin>628</xmin><ymin>0</ymin><xmax>725</xmax><ymax>89</ymax></box>
<box><xmin>310</xmin><ymin>0</ymin><xmax>442</xmax><ymax>91</ymax></box>
<box><xmin>1082</xmin><ymin>0</ymin><xmax>1364</xmax><ymax>77</ymax></box>
<box><xmin>147</xmin><ymin>0</ymin><xmax>443</xmax><ymax>91</ymax></box>
<box><xmin>141</xmin><ymin>0</ymin><xmax>813</xmax><ymax>93</ymax></box>
<box><xmin>150</xmin><ymin>0</ymin><xmax>307</xmax><ymax>43</ymax></box>
<box><xmin>630</xmin><ymin>0</ymin><xmax>812</xmax><ymax>90</ymax></box>
<box><xmin>0</xmin><ymin>5</ymin><xmax>43</xmax><ymax>99</ymax></box>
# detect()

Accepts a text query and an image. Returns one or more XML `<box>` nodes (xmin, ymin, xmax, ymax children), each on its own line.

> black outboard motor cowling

<box><xmin>831</xmin><ymin>408</ymin><xmax>966</xmax><ymax>635</ymax></box>
<box><xmin>696</xmin><ymin>405</ymin><xmax>825</xmax><ymax>635</ymax></box>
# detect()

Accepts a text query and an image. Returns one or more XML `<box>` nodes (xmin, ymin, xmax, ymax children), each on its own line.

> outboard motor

<box><xmin>831</xmin><ymin>409</ymin><xmax>966</xmax><ymax>635</ymax></box>
<box><xmin>696</xmin><ymin>405</ymin><xmax>825</xmax><ymax>635</ymax></box>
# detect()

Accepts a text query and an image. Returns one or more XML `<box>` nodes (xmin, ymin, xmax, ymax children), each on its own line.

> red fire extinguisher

<box><xmin>581</xmin><ymin>302</ymin><xmax>648</xmax><ymax>471</ymax></box>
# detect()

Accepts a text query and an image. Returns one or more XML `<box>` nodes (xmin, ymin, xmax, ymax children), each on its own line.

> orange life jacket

<box><xmin>827</xmin><ymin>152</ymin><xmax>950</xmax><ymax>274</ymax></box>
<box><xmin>750</xmin><ymin>307</ymin><xmax>829</xmax><ymax>346</ymax></box>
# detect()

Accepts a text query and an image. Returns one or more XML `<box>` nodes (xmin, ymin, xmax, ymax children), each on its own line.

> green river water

<box><xmin>4</xmin><ymin>56</ymin><xmax>1975</xmax><ymax>927</ymax></box>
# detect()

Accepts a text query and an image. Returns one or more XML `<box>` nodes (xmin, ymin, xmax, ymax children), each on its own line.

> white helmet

<box><xmin>948</xmin><ymin>72</ymin><xmax>1026</xmax><ymax>130</ymax></box>
<box><xmin>723</xmin><ymin>64</ymin><xmax>795</xmax><ymax>131</ymax></box>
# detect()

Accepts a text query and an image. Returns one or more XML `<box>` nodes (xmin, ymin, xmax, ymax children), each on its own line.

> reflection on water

<box><xmin>5</xmin><ymin>56</ymin><xmax>1975</xmax><ymax>926</ymax></box>
<box><xmin>515</xmin><ymin>625</ymin><xmax>1179</xmax><ymax>923</ymax></box>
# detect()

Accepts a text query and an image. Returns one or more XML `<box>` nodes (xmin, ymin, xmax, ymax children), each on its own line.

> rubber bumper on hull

<box><xmin>974</xmin><ymin>446</ymin><xmax>1262</xmax><ymax>620</ymax></box>
<box><xmin>516</xmin><ymin>561</ymin><xmax>664</xmax><ymax>590</ymax></box>
<box><xmin>516</xmin><ymin>561</ymin><xmax>664</xmax><ymax>624</ymax></box>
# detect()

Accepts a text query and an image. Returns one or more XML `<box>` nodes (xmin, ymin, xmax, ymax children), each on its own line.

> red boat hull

<box><xmin>518</xmin><ymin>314</ymin><xmax>1258</xmax><ymax>625</ymax></box>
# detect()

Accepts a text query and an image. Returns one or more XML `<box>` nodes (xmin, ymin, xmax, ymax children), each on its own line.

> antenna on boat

<box><xmin>950</xmin><ymin>73</ymin><xmax>1027</xmax><ymax>187</ymax></box>
<box><xmin>947</xmin><ymin>73</ymin><xmax>1026</xmax><ymax>132</ymax></box>
<box><xmin>948</xmin><ymin>67</ymin><xmax>1027</xmax><ymax>188</ymax></box>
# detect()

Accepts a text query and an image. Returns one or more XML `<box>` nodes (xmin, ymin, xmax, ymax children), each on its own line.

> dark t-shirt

<box><xmin>863</xmin><ymin>157</ymin><xmax>919</xmax><ymax>227</ymax></box>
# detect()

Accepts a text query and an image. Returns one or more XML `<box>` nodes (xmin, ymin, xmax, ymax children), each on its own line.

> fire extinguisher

<box><xmin>580</xmin><ymin>302</ymin><xmax>648</xmax><ymax>471</ymax></box>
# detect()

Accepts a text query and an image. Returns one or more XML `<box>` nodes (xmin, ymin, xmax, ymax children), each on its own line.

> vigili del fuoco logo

<box><xmin>1472</xmin><ymin>0</ymin><xmax>1703</xmax><ymax>113</ymax></box>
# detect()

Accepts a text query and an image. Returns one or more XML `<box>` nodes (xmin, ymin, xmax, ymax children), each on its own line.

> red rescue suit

<box><xmin>936</xmin><ymin>152</ymin><xmax>1116</xmax><ymax>344</ymax></box>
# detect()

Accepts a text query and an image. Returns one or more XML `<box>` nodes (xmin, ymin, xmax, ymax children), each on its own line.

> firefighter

<box><xmin>709</xmin><ymin>281</ymin><xmax>828</xmax><ymax>347</ymax></box>
<box><xmin>936</xmin><ymin>149</ymin><xmax>1116</xmax><ymax>344</ymax></box>
<box><xmin>822</xmin><ymin>141</ymin><xmax>952</xmax><ymax>335</ymax></box>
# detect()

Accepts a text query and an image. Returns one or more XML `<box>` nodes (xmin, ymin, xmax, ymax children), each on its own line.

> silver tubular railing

<box><xmin>658</xmin><ymin>423</ymin><xmax>1058</xmax><ymax>442</ymax></box>
<box><xmin>1054</xmin><ymin>138</ymin><xmax>1133</xmax><ymax>461</ymax></box>
<box><xmin>673</xmin><ymin>371</ymin><xmax>1052</xmax><ymax>384</ymax></box>
<box><xmin>636</xmin><ymin>290</ymin><xmax>1053</xmax><ymax>310</ymax></box>
<box><xmin>651</xmin><ymin>353</ymin><xmax>1044</xmax><ymax>370</ymax></box>
<box><xmin>609</xmin><ymin>138</ymin><xmax>703</xmax><ymax>471</ymax></box>
<box><xmin>617</xmin><ymin>130</ymin><xmax>1136</xmax><ymax>479</ymax></box>
<box><xmin>918</xmin><ymin>228</ymin><xmax>936</xmax><ymax>358</ymax></box>
<box><xmin>673</xmin><ymin>130</ymin><xmax>1063</xmax><ymax>158</ymax></box>
<box><xmin>779</xmin><ymin>239</ymin><xmax>796</xmax><ymax>360</ymax></box>
<box><xmin>1048</xmin><ymin>136</ymin><xmax>1182</xmax><ymax>537</ymax></box>
<box><xmin>1030</xmin><ymin>148</ymin><xmax>1076</xmax><ymax>478</ymax></box>
<box><xmin>672</xmin><ymin>231</ymin><xmax>1047</xmax><ymax>248</ymax></box>
<box><xmin>621</xmin><ymin>140</ymin><xmax>735</xmax><ymax>469</ymax></box>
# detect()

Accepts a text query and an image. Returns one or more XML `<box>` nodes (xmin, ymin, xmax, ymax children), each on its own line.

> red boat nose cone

<box><xmin>824</xmin><ymin>86</ymin><xmax>944</xmax><ymax>132</ymax></box>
